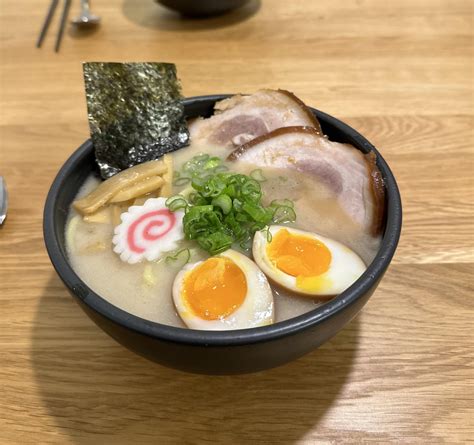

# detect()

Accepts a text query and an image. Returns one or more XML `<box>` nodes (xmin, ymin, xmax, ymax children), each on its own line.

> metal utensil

<box><xmin>36</xmin><ymin>0</ymin><xmax>59</xmax><ymax>48</ymax></box>
<box><xmin>55</xmin><ymin>0</ymin><xmax>72</xmax><ymax>52</ymax></box>
<box><xmin>36</xmin><ymin>0</ymin><xmax>71</xmax><ymax>52</ymax></box>
<box><xmin>0</xmin><ymin>177</ymin><xmax>8</xmax><ymax>226</ymax></box>
<box><xmin>71</xmin><ymin>0</ymin><xmax>101</xmax><ymax>27</ymax></box>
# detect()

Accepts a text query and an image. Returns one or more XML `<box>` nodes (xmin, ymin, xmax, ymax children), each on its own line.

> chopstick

<box><xmin>36</xmin><ymin>0</ymin><xmax>59</xmax><ymax>48</ymax></box>
<box><xmin>55</xmin><ymin>0</ymin><xmax>72</xmax><ymax>52</ymax></box>
<box><xmin>36</xmin><ymin>0</ymin><xmax>71</xmax><ymax>52</ymax></box>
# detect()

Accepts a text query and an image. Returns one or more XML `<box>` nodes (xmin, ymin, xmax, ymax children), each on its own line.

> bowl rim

<box><xmin>44</xmin><ymin>94</ymin><xmax>402</xmax><ymax>346</ymax></box>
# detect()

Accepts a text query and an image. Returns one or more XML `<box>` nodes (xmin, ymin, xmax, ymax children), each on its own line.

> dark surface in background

<box><xmin>156</xmin><ymin>0</ymin><xmax>251</xmax><ymax>17</ymax></box>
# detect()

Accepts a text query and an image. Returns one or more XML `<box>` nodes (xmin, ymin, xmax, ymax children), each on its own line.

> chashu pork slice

<box><xmin>228</xmin><ymin>126</ymin><xmax>385</xmax><ymax>235</ymax></box>
<box><xmin>189</xmin><ymin>89</ymin><xmax>322</xmax><ymax>147</ymax></box>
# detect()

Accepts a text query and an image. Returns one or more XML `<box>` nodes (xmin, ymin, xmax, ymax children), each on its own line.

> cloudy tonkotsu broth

<box><xmin>65</xmin><ymin>139</ymin><xmax>381</xmax><ymax>328</ymax></box>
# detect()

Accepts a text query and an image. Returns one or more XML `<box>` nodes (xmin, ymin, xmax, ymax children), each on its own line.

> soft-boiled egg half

<box><xmin>253</xmin><ymin>226</ymin><xmax>366</xmax><ymax>297</ymax></box>
<box><xmin>172</xmin><ymin>249</ymin><xmax>274</xmax><ymax>330</ymax></box>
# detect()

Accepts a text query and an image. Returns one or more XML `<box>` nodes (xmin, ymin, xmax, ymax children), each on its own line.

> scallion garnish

<box><xmin>270</xmin><ymin>198</ymin><xmax>294</xmax><ymax>208</ymax></box>
<box><xmin>214</xmin><ymin>165</ymin><xmax>229</xmax><ymax>173</ymax></box>
<box><xmin>212</xmin><ymin>194</ymin><xmax>232</xmax><ymax>215</ymax></box>
<box><xmin>250</xmin><ymin>168</ymin><xmax>266</xmax><ymax>182</ymax></box>
<box><xmin>264</xmin><ymin>226</ymin><xmax>273</xmax><ymax>242</ymax></box>
<box><xmin>165</xmin><ymin>195</ymin><xmax>188</xmax><ymax>211</ymax></box>
<box><xmin>272</xmin><ymin>205</ymin><xmax>296</xmax><ymax>224</ymax></box>
<box><xmin>173</xmin><ymin>177</ymin><xmax>191</xmax><ymax>187</ymax></box>
<box><xmin>165</xmin><ymin>248</ymin><xmax>191</xmax><ymax>265</ymax></box>
<box><xmin>167</xmin><ymin>154</ymin><xmax>296</xmax><ymax>255</ymax></box>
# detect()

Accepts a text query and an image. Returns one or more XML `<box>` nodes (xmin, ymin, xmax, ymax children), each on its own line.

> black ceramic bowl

<box><xmin>44</xmin><ymin>95</ymin><xmax>402</xmax><ymax>375</ymax></box>
<box><xmin>156</xmin><ymin>0</ymin><xmax>250</xmax><ymax>17</ymax></box>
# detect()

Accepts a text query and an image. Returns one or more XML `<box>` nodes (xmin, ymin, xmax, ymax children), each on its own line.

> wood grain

<box><xmin>0</xmin><ymin>0</ymin><xmax>473</xmax><ymax>443</ymax></box>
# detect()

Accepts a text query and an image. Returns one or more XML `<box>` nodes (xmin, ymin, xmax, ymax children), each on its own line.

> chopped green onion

<box><xmin>270</xmin><ymin>199</ymin><xmax>294</xmax><ymax>208</ymax></box>
<box><xmin>186</xmin><ymin>191</ymin><xmax>197</xmax><ymax>201</ymax></box>
<box><xmin>264</xmin><ymin>226</ymin><xmax>273</xmax><ymax>242</ymax></box>
<box><xmin>193</xmin><ymin>153</ymin><xmax>210</xmax><ymax>162</ymax></box>
<box><xmin>165</xmin><ymin>195</ymin><xmax>188</xmax><ymax>211</ymax></box>
<box><xmin>190</xmin><ymin>176</ymin><xmax>205</xmax><ymax>190</ymax></box>
<box><xmin>250</xmin><ymin>169</ymin><xmax>266</xmax><ymax>182</ymax></box>
<box><xmin>235</xmin><ymin>212</ymin><xmax>250</xmax><ymax>222</ymax></box>
<box><xmin>204</xmin><ymin>157</ymin><xmax>222</xmax><ymax>170</ymax></box>
<box><xmin>272</xmin><ymin>205</ymin><xmax>296</xmax><ymax>224</ymax></box>
<box><xmin>166</xmin><ymin>154</ymin><xmax>297</xmax><ymax>255</ymax></box>
<box><xmin>212</xmin><ymin>194</ymin><xmax>232</xmax><ymax>215</ymax></box>
<box><xmin>173</xmin><ymin>177</ymin><xmax>191</xmax><ymax>187</ymax></box>
<box><xmin>197</xmin><ymin>232</ymin><xmax>233</xmax><ymax>255</ymax></box>
<box><xmin>200</xmin><ymin>176</ymin><xmax>226</xmax><ymax>198</ymax></box>
<box><xmin>214</xmin><ymin>165</ymin><xmax>229</xmax><ymax>173</ymax></box>
<box><xmin>232</xmin><ymin>198</ymin><xmax>243</xmax><ymax>212</ymax></box>
<box><xmin>242</xmin><ymin>202</ymin><xmax>271</xmax><ymax>223</ymax></box>
<box><xmin>165</xmin><ymin>248</ymin><xmax>191</xmax><ymax>265</ymax></box>
<box><xmin>239</xmin><ymin>237</ymin><xmax>252</xmax><ymax>251</ymax></box>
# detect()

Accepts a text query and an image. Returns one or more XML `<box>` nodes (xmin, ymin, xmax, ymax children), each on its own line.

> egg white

<box><xmin>253</xmin><ymin>226</ymin><xmax>366</xmax><ymax>297</ymax></box>
<box><xmin>172</xmin><ymin>249</ymin><xmax>274</xmax><ymax>330</ymax></box>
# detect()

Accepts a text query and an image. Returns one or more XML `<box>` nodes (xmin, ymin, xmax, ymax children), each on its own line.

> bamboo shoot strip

<box><xmin>73</xmin><ymin>160</ymin><xmax>166</xmax><ymax>215</ymax></box>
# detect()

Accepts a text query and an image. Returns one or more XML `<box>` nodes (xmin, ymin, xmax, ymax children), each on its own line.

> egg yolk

<box><xmin>267</xmin><ymin>229</ymin><xmax>332</xmax><ymax>278</ymax></box>
<box><xmin>183</xmin><ymin>257</ymin><xmax>247</xmax><ymax>320</ymax></box>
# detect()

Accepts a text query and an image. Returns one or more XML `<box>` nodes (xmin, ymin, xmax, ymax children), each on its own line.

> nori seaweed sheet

<box><xmin>83</xmin><ymin>62</ymin><xmax>189</xmax><ymax>178</ymax></box>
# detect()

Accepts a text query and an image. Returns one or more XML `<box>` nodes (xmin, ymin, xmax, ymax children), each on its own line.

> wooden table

<box><xmin>1</xmin><ymin>0</ymin><xmax>472</xmax><ymax>443</ymax></box>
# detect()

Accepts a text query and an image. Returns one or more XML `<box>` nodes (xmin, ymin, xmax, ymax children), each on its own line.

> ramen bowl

<box><xmin>156</xmin><ymin>0</ymin><xmax>251</xmax><ymax>16</ymax></box>
<box><xmin>43</xmin><ymin>95</ymin><xmax>402</xmax><ymax>375</ymax></box>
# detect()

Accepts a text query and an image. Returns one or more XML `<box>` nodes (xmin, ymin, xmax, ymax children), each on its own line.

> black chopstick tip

<box><xmin>37</xmin><ymin>0</ymin><xmax>70</xmax><ymax>52</ymax></box>
<box><xmin>54</xmin><ymin>0</ymin><xmax>71</xmax><ymax>53</ymax></box>
<box><xmin>36</xmin><ymin>0</ymin><xmax>59</xmax><ymax>50</ymax></box>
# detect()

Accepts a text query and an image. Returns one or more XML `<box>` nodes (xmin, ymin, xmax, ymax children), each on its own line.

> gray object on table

<box><xmin>55</xmin><ymin>0</ymin><xmax>72</xmax><ymax>52</ymax></box>
<box><xmin>36</xmin><ymin>0</ymin><xmax>72</xmax><ymax>52</ymax></box>
<box><xmin>36</xmin><ymin>0</ymin><xmax>59</xmax><ymax>48</ymax></box>
<box><xmin>0</xmin><ymin>177</ymin><xmax>8</xmax><ymax>225</ymax></box>
<box><xmin>71</xmin><ymin>0</ymin><xmax>101</xmax><ymax>27</ymax></box>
